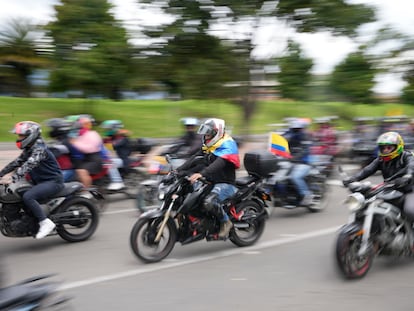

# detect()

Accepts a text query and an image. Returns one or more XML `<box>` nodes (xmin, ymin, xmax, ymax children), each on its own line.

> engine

<box><xmin>1</xmin><ymin>203</ymin><xmax>37</xmax><ymax>237</ymax></box>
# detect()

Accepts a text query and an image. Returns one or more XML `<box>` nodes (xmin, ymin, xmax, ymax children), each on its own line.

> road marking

<box><xmin>59</xmin><ymin>226</ymin><xmax>340</xmax><ymax>291</ymax></box>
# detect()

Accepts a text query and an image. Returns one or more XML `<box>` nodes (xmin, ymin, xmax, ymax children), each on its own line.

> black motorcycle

<box><xmin>335</xmin><ymin>167</ymin><xmax>414</xmax><ymax>279</ymax></box>
<box><xmin>130</xmin><ymin>150</ymin><xmax>276</xmax><ymax>263</ymax></box>
<box><xmin>0</xmin><ymin>274</ymin><xmax>70</xmax><ymax>311</ymax></box>
<box><xmin>264</xmin><ymin>159</ymin><xmax>329</xmax><ymax>213</ymax></box>
<box><xmin>0</xmin><ymin>179</ymin><xmax>101</xmax><ymax>242</ymax></box>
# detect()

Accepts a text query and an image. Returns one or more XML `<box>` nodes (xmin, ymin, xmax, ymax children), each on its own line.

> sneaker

<box><xmin>107</xmin><ymin>182</ymin><xmax>125</xmax><ymax>191</ymax></box>
<box><xmin>300</xmin><ymin>194</ymin><xmax>313</xmax><ymax>206</ymax></box>
<box><xmin>36</xmin><ymin>218</ymin><xmax>56</xmax><ymax>239</ymax></box>
<box><xmin>218</xmin><ymin>220</ymin><xmax>233</xmax><ymax>238</ymax></box>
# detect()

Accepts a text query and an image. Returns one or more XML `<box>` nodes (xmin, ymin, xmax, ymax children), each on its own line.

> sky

<box><xmin>0</xmin><ymin>0</ymin><xmax>413</xmax><ymax>95</ymax></box>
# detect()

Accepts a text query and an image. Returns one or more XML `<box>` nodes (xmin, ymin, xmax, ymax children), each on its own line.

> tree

<box><xmin>138</xmin><ymin>0</ymin><xmax>376</xmax><ymax>132</ymax></box>
<box><xmin>45</xmin><ymin>0</ymin><xmax>133</xmax><ymax>99</ymax></box>
<box><xmin>0</xmin><ymin>19</ymin><xmax>46</xmax><ymax>96</ymax></box>
<box><xmin>276</xmin><ymin>40</ymin><xmax>313</xmax><ymax>100</ymax></box>
<box><xmin>329</xmin><ymin>50</ymin><xmax>376</xmax><ymax>103</ymax></box>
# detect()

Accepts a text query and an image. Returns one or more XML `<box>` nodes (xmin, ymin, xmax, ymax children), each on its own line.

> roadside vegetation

<box><xmin>0</xmin><ymin>96</ymin><xmax>413</xmax><ymax>141</ymax></box>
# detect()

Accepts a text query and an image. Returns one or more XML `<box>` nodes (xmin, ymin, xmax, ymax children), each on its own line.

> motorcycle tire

<box><xmin>123</xmin><ymin>169</ymin><xmax>147</xmax><ymax>199</ymax></box>
<box><xmin>55</xmin><ymin>197</ymin><xmax>100</xmax><ymax>242</ymax></box>
<box><xmin>230</xmin><ymin>200</ymin><xmax>266</xmax><ymax>247</ymax></box>
<box><xmin>307</xmin><ymin>179</ymin><xmax>329</xmax><ymax>213</ymax></box>
<box><xmin>335</xmin><ymin>224</ymin><xmax>374</xmax><ymax>279</ymax></box>
<box><xmin>130</xmin><ymin>216</ymin><xmax>177</xmax><ymax>263</ymax></box>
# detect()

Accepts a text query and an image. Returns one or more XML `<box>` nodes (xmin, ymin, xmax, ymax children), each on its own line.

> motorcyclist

<box><xmin>163</xmin><ymin>117</ymin><xmax>203</xmax><ymax>157</ymax></box>
<box><xmin>312</xmin><ymin>117</ymin><xmax>337</xmax><ymax>156</ymax></box>
<box><xmin>343</xmin><ymin>131</ymin><xmax>414</xmax><ymax>222</ymax></box>
<box><xmin>0</xmin><ymin>121</ymin><xmax>64</xmax><ymax>239</ymax></box>
<box><xmin>176</xmin><ymin>118</ymin><xmax>240</xmax><ymax>238</ymax></box>
<box><xmin>101</xmin><ymin>119</ymin><xmax>132</xmax><ymax>170</ymax></box>
<box><xmin>283</xmin><ymin>118</ymin><xmax>313</xmax><ymax>206</ymax></box>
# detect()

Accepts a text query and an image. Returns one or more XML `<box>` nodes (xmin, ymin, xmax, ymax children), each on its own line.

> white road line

<box><xmin>59</xmin><ymin>226</ymin><xmax>340</xmax><ymax>291</ymax></box>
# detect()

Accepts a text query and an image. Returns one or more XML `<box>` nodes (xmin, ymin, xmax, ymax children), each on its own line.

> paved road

<box><xmin>2</xmin><ymin>165</ymin><xmax>414</xmax><ymax>310</ymax></box>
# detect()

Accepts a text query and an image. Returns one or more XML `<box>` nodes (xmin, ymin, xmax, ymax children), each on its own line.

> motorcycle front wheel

<box><xmin>130</xmin><ymin>216</ymin><xmax>177</xmax><ymax>263</ymax></box>
<box><xmin>335</xmin><ymin>225</ymin><xmax>374</xmax><ymax>279</ymax></box>
<box><xmin>123</xmin><ymin>169</ymin><xmax>147</xmax><ymax>199</ymax></box>
<box><xmin>230</xmin><ymin>200</ymin><xmax>266</xmax><ymax>247</ymax></box>
<box><xmin>55</xmin><ymin>197</ymin><xmax>100</xmax><ymax>242</ymax></box>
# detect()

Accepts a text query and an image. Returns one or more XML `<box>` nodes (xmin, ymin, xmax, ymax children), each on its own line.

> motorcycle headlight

<box><xmin>344</xmin><ymin>193</ymin><xmax>365</xmax><ymax>212</ymax></box>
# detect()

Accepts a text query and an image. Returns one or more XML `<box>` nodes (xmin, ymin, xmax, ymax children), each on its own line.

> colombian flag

<box><xmin>203</xmin><ymin>134</ymin><xmax>240</xmax><ymax>169</ymax></box>
<box><xmin>269</xmin><ymin>132</ymin><xmax>292</xmax><ymax>159</ymax></box>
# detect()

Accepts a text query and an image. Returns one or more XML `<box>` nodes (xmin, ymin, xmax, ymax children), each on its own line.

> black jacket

<box><xmin>351</xmin><ymin>150</ymin><xmax>414</xmax><ymax>192</ymax></box>
<box><xmin>0</xmin><ymin>139</ymin><xmax>63</xmax><ymax>185</ymax></box>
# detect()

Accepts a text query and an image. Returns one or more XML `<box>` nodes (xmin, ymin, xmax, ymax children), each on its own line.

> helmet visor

<box><xmin>198</xmin><ymin>123</ymin><xmax>214</xmax><ymax>135</ymax></box>
<box><xmin>379</xmin><ymin>144</ymin><xmax>396</xmax><ymax>155</ymax></box>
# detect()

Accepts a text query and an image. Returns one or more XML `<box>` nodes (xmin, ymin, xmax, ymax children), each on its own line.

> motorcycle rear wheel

<box><xmin>335</xmin><ymin>225</ymin><xmax>374</xmax><ymax>279</ymax></box>
<box><xmin>130</xmin><ymin>217</ymin><xmax>177</xmax><ymax>263</ymax></box>
<box><xmin>55</xmin><ymin>197</ymin><xmax>100</xmax><ymax>242</ymax></box>
<box><xmin>230</xmin><ymin>200</ymin><xmax>266</xmax><ymax>247</ymax></box>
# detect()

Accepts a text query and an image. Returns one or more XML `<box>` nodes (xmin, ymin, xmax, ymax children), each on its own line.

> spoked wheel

<box><xmin>230</xmin><ymin>200</ymin><xmax>266</xmax><ymax>247</ymax></box>
<box><xmin>123</xmin><ymin>169</ymin><xmax>147</xmax><ymax>199</ymax></box>
<box><xmin>129</xmin><ymin>217</ymin><xmax>177</xmax><ymax>263</ymax></box>
<box><xmin>55</xmin><ymin>197</ymin><xmax>99</xmax><ymax>242</ymax></box>
<box><xmin>307</xmin><ymin>179</ymin><xmax>329</xmax><ymax>213</ymax></box>
<box><xmin>335</xmin><ymin>226</ymin><xmax>374</xmax><ymax>279</ymax></box>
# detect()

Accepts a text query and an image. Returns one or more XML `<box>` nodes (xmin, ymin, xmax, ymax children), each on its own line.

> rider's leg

<box><xmin>204</xmin><ymin>183</ymin><xmax>237</xmax><ymax>238</ymax></box>
<box><xmin>289</xmin><ymin>163</ymin><xmax>312</xmax><ymax>205</ymax></box>
<box><xmin>107</xmin><ymin>157</ymin><xmax>125</xmax><ymax>191</ymax></box>
<box><xmin>76</xmin><ymin>168</ymin><xmax>92</xmax><ymax>188</ymax></box>
<box><xmin>22</xmin><ymin>181</ymin><xmax>64</xmax><ymax>239</ymax></box>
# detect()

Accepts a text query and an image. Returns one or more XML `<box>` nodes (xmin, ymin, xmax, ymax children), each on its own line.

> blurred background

<box><xmin>0</xmin><ymin>0</ymin><xmax>413</xmax><ymax>137</ymax></box>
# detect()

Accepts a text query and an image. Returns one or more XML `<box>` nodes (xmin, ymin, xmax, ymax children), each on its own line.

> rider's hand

<box><xmin>342</xmin><ymin>177</ymin><xmax>355</xmax><ymax>187</ymax></box>
<box><xmin>0</xmin><ymin>176</ymin><xmax>12</xmax><ymax>185</ymax></box>
<box><xmin>393</xmin><ymin>174</ymin><xmax>412</xmax><ymax>187</ymax></box>
<box><xmin>189</xmin><ymin>173</ymin><xmax>202</xmax><ymax>184</ymax></box>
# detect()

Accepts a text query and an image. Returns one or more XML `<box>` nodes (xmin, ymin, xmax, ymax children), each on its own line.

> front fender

<box><xmin>139</xmin><ymin>208</ymin><xmax>165</xmax><ymax>220</ymax></box>
<box><xmin>338</xmin><ymin>222</ymin><xmax>362</xmax><ymax>235</ymax></box>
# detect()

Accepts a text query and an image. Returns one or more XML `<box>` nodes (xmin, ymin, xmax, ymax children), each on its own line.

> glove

<box><xmin>393</xmin><ymin>174</ymin><xmax>412</xmax><ymax>187</ymax></box>
<box><xmin>342</xmin><ymin>177</ymin><xmax>355</xmax><ymax>187</ymax></box>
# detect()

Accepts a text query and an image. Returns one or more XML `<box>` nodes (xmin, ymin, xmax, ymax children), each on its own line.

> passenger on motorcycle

<box><xmin>46</xmin><ymin>118</ymin><xmax>76</xmax><ymax>182</ymax></box>
<box><xmin>0</xmin><ymin>121</ymin><xmax>64</xmax><ymax>239</ymax></box>
<box><xmin>176</xmin><ymin>118</ymin><xmax>240</xmax><ymax>238</ymax></box>
<box><xmin>343</xmin><ymin>131</ymin><xmax>414</xmax><ymax>221</ymax></box>
<box><xmin>284</xmin><ymin>118</ymin><xmax>313</xmax><ymax>206</ymax></box>
<box><xmin>68</xmin><ymin>116</ymin><xmax>125</xmax><ymax>191</ymax></box>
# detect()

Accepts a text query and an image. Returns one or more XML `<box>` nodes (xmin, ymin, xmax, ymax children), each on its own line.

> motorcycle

<box><xmin>0</xmin><ymin>274</ymin><xmax>70</xmax><ymax>311</ymax></box>
<box><xmin>264</xmin><ymin>159</ymin><xmax>329</xmax><ymax>213</ymax></box>
<box><xmin>335</xmin><ymin>167</ymin><xmax>414</xmax><ymax>279</ymax></box>
<box><xmin>136</xmin><ymin>154</ymin><xmax>187</xmax><ymax>213</ymax></box>
<box><xmin>0</xmin><ymin>179</ymin><xmax>101</xmax><ymax>242</ymax></box>
<box><xmin>129</xmin><ymin>150</ymin><xmax>276</xmax><ymax>263</ymax></box>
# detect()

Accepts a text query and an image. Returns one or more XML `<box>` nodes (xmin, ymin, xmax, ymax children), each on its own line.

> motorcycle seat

<box><xmin>51</xmin><ymin>181</ymin><xmax>84</xmax><ymax>198</ymax></box>
<box><xmin>235</xmin><ymin>175</ymin><xmax>258</xmax><ymax>186</ymax></box>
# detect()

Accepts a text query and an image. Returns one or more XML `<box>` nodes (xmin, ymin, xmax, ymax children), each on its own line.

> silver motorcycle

<box><xmin>335</xmin><ymin>167</ymin><xmax>414</xmax><ymax>279</ymax></box>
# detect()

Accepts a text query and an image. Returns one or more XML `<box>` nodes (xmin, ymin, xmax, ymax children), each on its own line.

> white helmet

<box><xmin>198</xmin><ymin>118</ymin><xmax>225</xmax><ymax>147</ymax></box>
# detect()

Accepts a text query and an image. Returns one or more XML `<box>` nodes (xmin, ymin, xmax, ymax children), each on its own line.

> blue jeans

<box><xmin>62</xmin><ymin>169</ymin><xmax>75</xmax><ymax>182</ymax></box>
<box><xmin>289</xmin><ymin>163</ymin><xmax>311</xmax><ymax>197</ymax></box>
<box><xmin>22</xmin><ymin>181</ymin><xmax>64</xmax><ymax>221</ymax></box>
<box><xmin>211</xmin><ymin>183</ymin><xmax>238</xmax><ymax>222</ymax></box>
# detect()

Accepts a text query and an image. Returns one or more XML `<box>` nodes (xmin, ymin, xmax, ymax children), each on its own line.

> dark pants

<box><xmin>22</xmin><ymin>181</ymin><xmax>64</xmax><ymax>221</ymax></box>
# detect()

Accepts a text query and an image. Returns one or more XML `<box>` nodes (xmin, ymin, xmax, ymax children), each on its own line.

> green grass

<box><xmin>0</xmin><ymin>96</ymin><xmax>413</xmax><ymax>141</ymax></box>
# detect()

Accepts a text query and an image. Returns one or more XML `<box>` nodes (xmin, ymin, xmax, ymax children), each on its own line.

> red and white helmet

<box><xmin>12</xmin><ymin>121</ymin><xmax>41</xmax><ymax>149</ymax></box>
<box><xmin>198</xmin><ymin>118</ymin><xmax>225</xmax><ymax>147</ymax></box>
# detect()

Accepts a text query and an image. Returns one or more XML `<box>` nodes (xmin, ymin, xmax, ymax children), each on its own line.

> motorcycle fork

<box><xmin>357</xmin><ymin>203</ymin><xmax>376</xmax><ymax>256</ymax></box>
<box><xmin>154</xmin><ymin>195</ymin><xmax>177</xmax><ymax>242</ymax></box>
